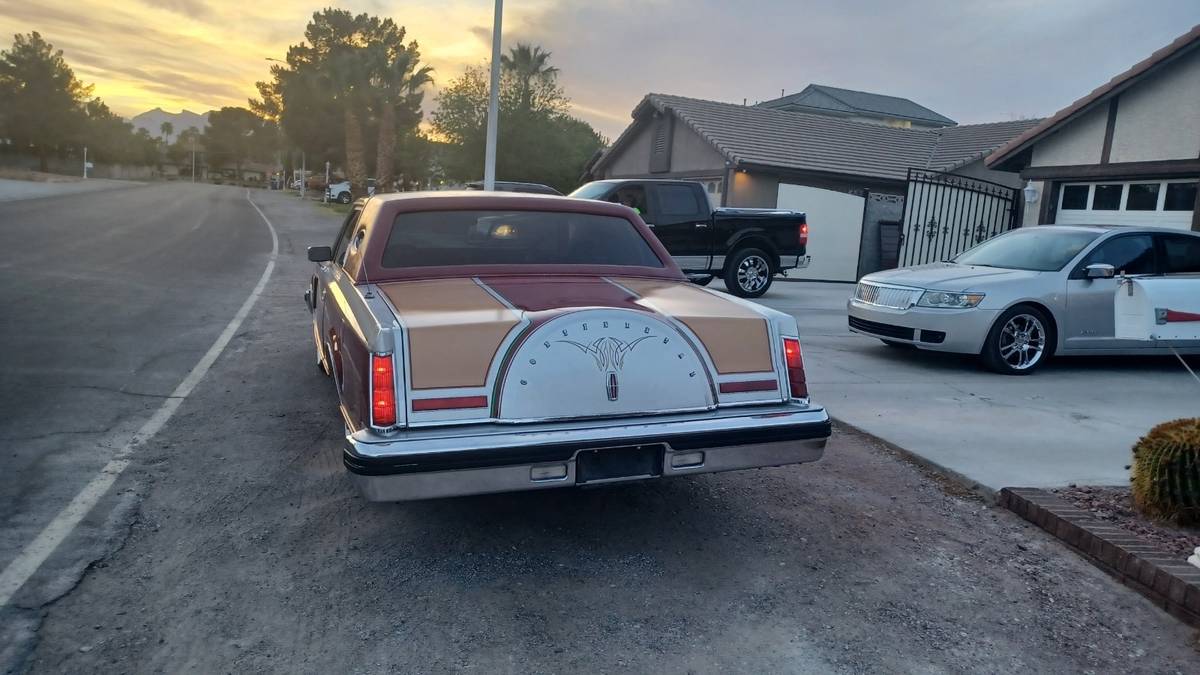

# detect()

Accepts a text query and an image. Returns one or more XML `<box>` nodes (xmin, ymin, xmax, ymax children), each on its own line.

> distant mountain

<box><xmin>129</xmin><ymin>108</ymin><xmax>211</xmax><ymax>143</ymax></box>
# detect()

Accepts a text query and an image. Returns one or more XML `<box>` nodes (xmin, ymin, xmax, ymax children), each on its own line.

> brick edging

<box><xmin>1000</xmin><ymin>487</ymin><xmax>1200</xmax><ymax>626</ymax></box>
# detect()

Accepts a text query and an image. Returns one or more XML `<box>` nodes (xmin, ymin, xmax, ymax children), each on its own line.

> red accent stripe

<box><xmin>411</xmin><ymin>396</ymin><xmax>488</xmax><ymax>411</ymax></box>
<box><xmin>719</xmin><ymin>379</ymin><xmax>778</xmax><ymax>394</ymax></box>
<box><xmin>1164</xmin><ymin>309</ymin><xmax>1200</xmax><ymax>323</ymax></box>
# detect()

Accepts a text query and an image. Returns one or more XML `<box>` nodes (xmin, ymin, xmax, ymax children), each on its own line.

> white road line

<box><xmin>0</xmin><ymin>190</ymin><xmax>279</xmax><ymax>607</ymax></box>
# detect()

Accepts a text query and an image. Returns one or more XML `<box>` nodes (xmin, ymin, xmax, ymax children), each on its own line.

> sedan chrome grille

<box><xmin>854</xmin><ymin>282</ymin><xmax>919</xmax><ymax>309</ymax></box>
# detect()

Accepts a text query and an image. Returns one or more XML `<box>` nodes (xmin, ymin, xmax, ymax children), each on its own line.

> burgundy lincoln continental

<box><xmin>304</xmin><ymin>191</ymin><xmax>831</xmax><ymax>501</ymax></box>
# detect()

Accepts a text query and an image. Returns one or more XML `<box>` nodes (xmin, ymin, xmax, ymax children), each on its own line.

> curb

<box><xmin>999</xmin><ymin>487</ymin><xmax>1200</xmax><ymax>626</ymax></box>
<box><xmin>831</xmin><ymin>418</ymin><xmax>996</xmax><ymax>502</ymax></box>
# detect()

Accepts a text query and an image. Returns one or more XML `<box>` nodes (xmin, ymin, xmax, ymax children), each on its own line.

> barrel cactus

<box><xmin>1130</xmin><ymin>418</ymin><xmax>1200</xmax><ymax>525</ymax></box>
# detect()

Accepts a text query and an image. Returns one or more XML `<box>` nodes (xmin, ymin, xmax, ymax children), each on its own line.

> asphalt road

<box><xmin>2</xmin><ymin>185</ymin><xmax>1198</xmax><ymax>673</ymax></box>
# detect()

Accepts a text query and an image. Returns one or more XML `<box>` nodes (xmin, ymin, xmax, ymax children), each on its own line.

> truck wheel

<box><xmin>338</xmin><ymin>192</ymin><xmax>352</xmax><ymax>204</ymax></box>
<box><xmin>980</xmin><ymin>305</ymin><xmax>1052</xmax><ymax>375</ymax></box>
<box><xmin>724</xmin><ymin>247</ymin><xmax>772</xmax><ymax>298</ymax></box>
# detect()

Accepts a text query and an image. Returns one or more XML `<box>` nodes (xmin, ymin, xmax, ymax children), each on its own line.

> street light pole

<box><xmin>190</xmin><ymin>136</ymin><xmax>196</xmax><ymax>183</ymax></box>
<box><xmin>483</xmin><ymin>0</ymin><xmax>503</xmax><ymax>191</ymax></box>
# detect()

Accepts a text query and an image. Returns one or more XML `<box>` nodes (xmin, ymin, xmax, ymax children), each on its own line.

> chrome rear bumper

<box><xmin>344</xmin><ymin>403</ymin><xmax>831</xmax><ymax>501</ymax></box>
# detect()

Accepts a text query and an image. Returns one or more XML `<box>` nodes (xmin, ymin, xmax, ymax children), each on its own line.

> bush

<box><xmin>1130</xmin><ymin>418</ymin><xmax>1200</xmax><ymax>525</ymax></box>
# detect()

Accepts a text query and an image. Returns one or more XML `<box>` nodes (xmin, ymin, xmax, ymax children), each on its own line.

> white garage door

<box><xmin>776</xmin><ymin>183</ymin><xmax>865</xmax><ymax>282</ymax></box>
<box><xmin>1055</xmin><ymin>179</ymin><xmax>1197</xmax><ymax>229</ymax></box>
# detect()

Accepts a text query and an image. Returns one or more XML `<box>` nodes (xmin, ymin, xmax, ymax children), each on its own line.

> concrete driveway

<box><xmin>756</xmin><ymin>281</ymin><xmax>1200</xmax><ymax>493</ymax></box>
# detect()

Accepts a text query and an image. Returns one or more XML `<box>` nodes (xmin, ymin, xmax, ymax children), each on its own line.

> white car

<box><xmin>848</xmin><ymin>225</ymin><xmax>1200</xmax><ymax>374</ymax></box>
<box><xmin>326</xmin><ymin>179</ymin><xmax>376</xmax><ymax>204</ymax></box>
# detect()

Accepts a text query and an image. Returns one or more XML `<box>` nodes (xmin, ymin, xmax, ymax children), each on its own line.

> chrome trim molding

<box><xmin>350</xmin><ymin>437</ymin><xmax>828</xmax><ymax>501</ymax></box>
<box><xmin>854</xmin><ymin>281</ymin><xmax>922</xmax><ymax>309</ymax></box>
<box><xmin>345</xmin><ymin>402</ymin><xmax>830</xmax><ymax>501</ymax></box>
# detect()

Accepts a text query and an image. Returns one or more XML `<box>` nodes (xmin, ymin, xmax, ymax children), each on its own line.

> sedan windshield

<box><xmin>952</xmin><ymin>228</ymin><xmax>1101</xmax><ymax>272</ymax></box>
<box><xmin>381</xmin><ymin>209</ymin><xmax>664</xmax><ymax>268</ymax></box>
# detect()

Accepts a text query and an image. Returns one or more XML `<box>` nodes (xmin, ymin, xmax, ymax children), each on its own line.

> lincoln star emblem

<box><xmin>558</xmin><ymin>335</ymin><xmax>655</xmax><ymax>401</ymax></box>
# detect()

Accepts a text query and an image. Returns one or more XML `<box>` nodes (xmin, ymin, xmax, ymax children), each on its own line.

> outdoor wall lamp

<box><xmin>1023</xmin><ymin>181</ymin><xmax>1040</xmax><ymax>204</ymax></box>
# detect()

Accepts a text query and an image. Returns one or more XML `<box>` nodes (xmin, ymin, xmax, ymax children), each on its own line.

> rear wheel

<box><xmin>981</xmin><ymin>305</ymin><xmax>1052</xmax><ymax>375</ymax></box>
<box><xmin>723</xmin><ymin>247</ymin><xmax>772</xmax><ymax>298</ymax></box>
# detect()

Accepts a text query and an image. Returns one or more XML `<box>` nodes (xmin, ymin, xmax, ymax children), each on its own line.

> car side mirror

<box><xmin>1085</xmin><ymin>263</ymin><xmax>1116</xmax><ymax>279</ymax></box>
<box><xmin>686</xmin><ymin>273</ymin><xmax>714</xmax><ymax>286</ymax></box>
<box><xmin>308</xmin><ymin>246</ymin><xmax>333</xmax><ymax>263</ymax></box>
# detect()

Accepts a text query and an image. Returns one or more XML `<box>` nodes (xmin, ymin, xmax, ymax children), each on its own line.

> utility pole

<box><xmin>190</xmin><ymin>136</ymin><xmax>196</xmax><ymax>183</ymax></box>
<box><xmin>324</xmin><ymin>161</ymin><xmax>330</xmax><ymax>203</ymax></box>
<box><xmin>483</xmin><ymin>0</ymin><xmax>503</xmax><ymax>191</ymax></box>
<box><xmin>301</xmin><ymin>152</ymin><xmax>306</xmax><ymax>200</ymax></box>
<box><xmin>82</xmin><ymin>146</ymin><xmax>88</xmax><ymax>179</ymax></box>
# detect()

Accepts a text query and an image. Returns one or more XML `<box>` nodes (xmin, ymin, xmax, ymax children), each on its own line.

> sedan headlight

<box><xmin>916</xmin><ymin>290</ymin><xmax>985</xmax><ymax>308</ymax></box>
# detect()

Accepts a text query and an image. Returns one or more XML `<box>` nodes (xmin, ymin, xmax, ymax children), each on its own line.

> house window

<box><xmin>1164</xmin><ymin>182</ymin><xmax>1198</xmax><ymax>211</ymax></box>
<box><xmin>1125</xmin><ymin>183</ymin><xmax>1159</xmax><ymax>211</ymax></box>
<box><xmin>1091</xmin><ymin>184</ymin><xmax>1123</xmax><ymax>210</ymax></box>
<box><xmin>1060</xmin><ymin>185</ymin><xmax>1089</xmax><ymax>210</ymax></box>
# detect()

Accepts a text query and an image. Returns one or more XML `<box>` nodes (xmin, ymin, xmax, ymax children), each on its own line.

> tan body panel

<box><xmin>614</xmin><ymin>278</ymin><xmax>774</xmax><ymax>374</ymax></box>
<box><xmin>380</xmin><ymin>279</ymin><xmax>520</xmax><ymax>389</ymax></box>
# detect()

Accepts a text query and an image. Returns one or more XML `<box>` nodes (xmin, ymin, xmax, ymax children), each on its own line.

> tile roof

<box><xmin>757</xmin><ymin>84</ymin><xmax>956</xmax><ymax>126</ymax></box>
<box><xmin>601</xmin><ymin>93</ymin><xmax>1039</xmax><ymax>182</ymax></box>
<box><xmin>987</xmin><ymin>24</ymin><xmax>1200</xmax><ymax>169</ymax></box>
<box><xmin>928</xmin><ymin>118</ymin><xmax>1046</xmax><ymax>171</ymax></box>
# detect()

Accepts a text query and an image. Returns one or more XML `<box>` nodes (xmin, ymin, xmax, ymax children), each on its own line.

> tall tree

<box><xmin>253</xmin><ymin>9</ymin><xmax>429</xmax><ymax>198</ymax></box>
<box><xmin>500</xmin><ymin>43</ymin><xmax>558</xmax><ymax>111</ymax></box>
<box><xmin>432</xmin><ymin>48</ymin><xmax>603</xmax><ymax>194</ymax></box>
<box><xmin>369</xmin><ymin>42</ymin><xmax>432</xmax><ymax>192</ymax></box>
<box><xmin>205</xmin><ymin>107</ymin><xmax>274</xmax><ymax>181</ymax></box>
<box><xmin>0</xmin><ymin>32</ymin><xmax>91</xmax><ymax>171</ymax></box>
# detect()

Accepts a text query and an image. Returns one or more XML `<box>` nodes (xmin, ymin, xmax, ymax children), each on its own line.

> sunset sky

<box><xmin>2</xmin><ymin>0</ymin><xmax>1197</xmax><ymax>139</ymax></box>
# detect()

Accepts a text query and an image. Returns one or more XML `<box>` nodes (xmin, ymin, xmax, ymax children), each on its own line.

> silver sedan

<box><xmin>847</xmin><ymin>225</ymin><xmax>1200</xmax><ymax>374</ymax></box>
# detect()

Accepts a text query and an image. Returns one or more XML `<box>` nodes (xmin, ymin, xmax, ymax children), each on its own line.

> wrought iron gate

<box><xmin>898</xmin><ymin>169</ymin><xmax>1020</xmax><ymax>267</ymax></box>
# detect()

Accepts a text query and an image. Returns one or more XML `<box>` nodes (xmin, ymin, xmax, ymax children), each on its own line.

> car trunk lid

<box><xmin>377</xmin><ymin>276</ymin><xmax>782</xmax><ymax>425</ymax></box>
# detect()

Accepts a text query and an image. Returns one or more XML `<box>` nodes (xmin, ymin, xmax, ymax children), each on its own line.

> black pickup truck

<box><xmin>569</xmin><ymin>179</ymin><xmax>808</xmax><ymax>297</ymax></box>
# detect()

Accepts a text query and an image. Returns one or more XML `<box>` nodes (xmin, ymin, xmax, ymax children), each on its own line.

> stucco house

<box><xmin>586</xmin><ymin>89</ymin><xmax>1039</xmax><ymax>280</ymax></box>
<box><xmin>987</xmin><ymin>24</ymin><xmax>1200</xmax><ymax>232</ymax></box>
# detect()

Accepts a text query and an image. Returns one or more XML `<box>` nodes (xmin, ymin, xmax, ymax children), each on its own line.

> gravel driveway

<box><xmin>4</xmin><ymin>189</ymin><xmax>1199</xmax><ymax>673</ymax></box>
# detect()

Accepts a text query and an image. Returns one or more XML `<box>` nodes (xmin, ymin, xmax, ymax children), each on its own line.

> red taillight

<box><xmin>371</xmin><ymin>354</ymin><xmax>396</xmax><ymax>427</ymax></box>
<box><xmin>782</xmin><ymin>337</ymin><xmax>807</xmax><ymax>399</ymax></box>
<box><xmin>798</xmin><ymin>221</ymin><xmax>809</xmax><ymax>247</ymax></box>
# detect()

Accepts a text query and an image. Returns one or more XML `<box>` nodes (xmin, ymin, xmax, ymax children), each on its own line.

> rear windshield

<box><xmin>952</xmin><ymin>228</ymin><xmax>1101</xmax><ymax>272</ymax></box>
<box><xmin>380</xmin><ymin>210</ymin><xmax>663</xmax><ymax>268</ymax></box>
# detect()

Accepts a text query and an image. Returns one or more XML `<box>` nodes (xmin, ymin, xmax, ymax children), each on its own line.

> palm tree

<box><xmin>160</xmin><ymin>120</ymin><xmax>173</xmax><ymax>144</ymax></box>
<box><xmin>326</xmin><ymin>47</ymin><xmax>372</xmax><ymax>198</ymax></box>
<box><xmin>371</xmin><ymin>45</ymin><xmax>432</xmax><ymax>193</ymax></box>
<box><xmin>500</xmin><ymin>43</ymin><xmax>557</xmax><ymax>111</ymax></box>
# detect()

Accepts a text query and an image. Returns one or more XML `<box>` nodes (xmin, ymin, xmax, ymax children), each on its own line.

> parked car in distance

<box><xmin>848</xmin><ymin>225</ymin><xmax>1200</xmax><ymax>374</ymax></box>
<box><xmin>465</xmin><ymin>180</ymin><xmax>562</xmax><ymax>195</ymax></box>
<box><xmin>304</xmin><ymin>191</ymin><xmax>830</xmax><ymax>501</ymax></box>
<box><xmin>327</xmin><ymin>178</ymin><xmax>376</xmax><ymax>203</ymax></box>
<box><xmin>570</xmin><ymin>179</ymin><xmax>809</xmax><ymax>298</ymax></box>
